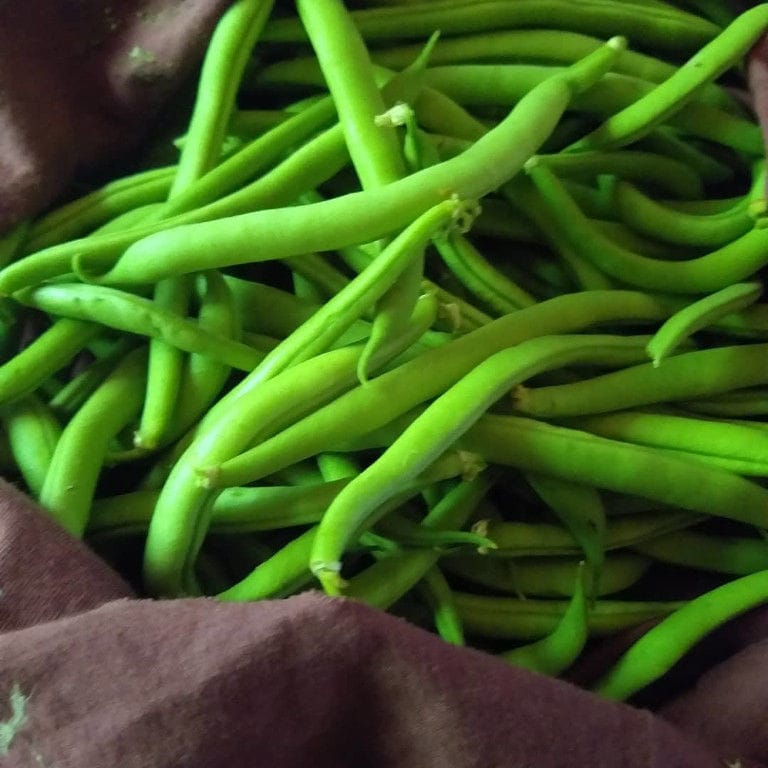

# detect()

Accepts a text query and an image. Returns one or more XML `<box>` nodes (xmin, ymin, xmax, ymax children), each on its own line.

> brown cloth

<box><xmin>0</xmin><ymin>478</ymin><xmax>761</xmax><ymax>768</ymax></box>
<box><xmin>2</xmin><ymin>1</ymin><xmax>768</xmax><ymax>766</ymax></box>
<box><xmin>0</xmin><ymin>0</ymin><xmax>232</xmax><ymax>232</ymax></box>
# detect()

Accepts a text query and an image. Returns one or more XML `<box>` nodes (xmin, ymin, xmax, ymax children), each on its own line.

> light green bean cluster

<box><xmin>2</xmin><ymin>0</ymin><xmax>768</xmax><ymax>701</ymax></box>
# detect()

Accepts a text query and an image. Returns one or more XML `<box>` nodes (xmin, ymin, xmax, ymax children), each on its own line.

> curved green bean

<box><xmin>525</xmin><ymin>161</ymin><xmax>768</xmax><ymax>293</ymax></box>
<box><xmin>614</xmin><ymin>180</ymin><xmax>753</xmax><ymax>247</ymax></box>
<box><xmin>205</xmin><ymin>290</ymin><xmax>677</xmax><ymax>490</ymax></box>
<box><xmin>0</xmin><ymin>319</ymin><xmax>99</xmax><ymax>405</ymax></box>
<box><xmin>572</xmin><ymin>3</ymin><xmax>768</xmax><ymax>150</ymax></box>
<box><xmin>309</xmin><ymin>334</ymin><xmax>653</xmax><ymax>593</ymax></box>
<box><xmin>86</xmin><ymin>39</ymin><xmax>626</xmax><ymax>286</ymax></box>
<box><xmin>501</xmin><ymin>564</ymin><xmax>588</xmax><ymax>675</ymax></box>
<box><xmin>39</xmin><ymin>347</ymin><xmax>148</xmax><ymax>537</ymax></box>
<box><xmin>646</xmin><ymin>281</ymin><xmax>762</xmax><ymax>365</ymax></box>
<box><xmin>1</xmin><ymin>394</ymin><xmax>62</xmax><ymax>498</ymax></box>
<box><xmin>595</xmin><ymin>569</ymin><xmax>768</xmax><ymax>700</ymax></box>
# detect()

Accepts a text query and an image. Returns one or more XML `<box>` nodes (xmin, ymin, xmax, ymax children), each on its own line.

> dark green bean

<box><xmin>0</xmin><ymin>394</ymin><xmax>62</xmax><ymax>498</ymax></box>
<box><xmin>454</xmin><ymin>591</ymin><xmax>685</xmax><ymax>640</ymax></box>
<box><xmin>501</xmin><ymin>564</ymin><xmax>588</xmax><ymax>675</ymax></box>
<box><xmin>39</xmin><ymin>347</ymin><xmax>148</xmax><ymax>537</ymax></box>
<box><xmin>0</xmin><ymin>319</ymin><xmax>100</xmax><ymax>405</ymax></box>
<box><xmin>634</xmin><ymin>528</ymin><xmax>768</xmax><ymax>575</ymax></box>
<box><xmin>595</xmin><ymin>569</ymin><xmax>768</xmax><ymax>700</ymax></box>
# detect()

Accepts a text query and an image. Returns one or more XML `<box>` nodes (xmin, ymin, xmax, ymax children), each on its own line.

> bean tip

<box><xmin>194</xmin><ymin>465</ymin><xmax>219</xmax><ymax>490</ymax></box>
<box><xmin>310</xmin><ymin>560</ymin><xmax>346</xmax><ymax>596</ymax></box>
<box><xmin>523</xmin><ymin>156</ymin><xmax>541</xmax><ymax>174</ymax></box>
<box><xmin>607</xmin><ymin>36</ymin><xmax>627</xmax><ymax>52</ymax></box>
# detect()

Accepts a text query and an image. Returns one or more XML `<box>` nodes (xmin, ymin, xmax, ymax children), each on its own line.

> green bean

<box><xmin>284</xmin><ymin>252</ymin><xmax>350</xmax><ymax>300</ymax></box>
<box><xmin>424</xmin><ymin>278</ymin><xmax>492</xmax><ymax>331</ymax></box>
<box><xmin>92</xmin><ymin>203</ymin><xmax>166</xmax><ymax>235</ymax></box>
<box><xmin>614</xmin><ymin>180</ymin><xmax>754</xmax><ymax>247</ymax></box>
<box><xmin>679</xmin><ymin>387</ymin><xmax>768</xmax><ymax>416</ymax></box>
<box><xmin>525</xmin><ymin>473</ymin><xmax>606</xmax><ymax>594</ymax></box>
<box><xmin>535</xmin><ymin>150</ymin><xmax>704</xmax><ymax>199</ymax></box>
<box><xmin>167</xmin><ymin>100</ymin><xmax>340</xmax><ymax>219</ymax></box>
<box><xmin>0</xmin><ymin>394</ymin><xmax>62</xmax><ymax>498</ymax></box>
<box><xmin>228</xmin><ymin>198</ymin><xmax>462</xmax><ymax>389</ymax></box>
<box><xmin>634</xmin><ymin>528</ymin><xmax>768</xmax><ymax>575</ymax></box>
<box><xmin>159</xmin><ymin>271</ymin><xmax>241</xmax><ymax>447</ymax></box>
<box><xmin>39</xmin><ymin>347</ymin><xmax>148</xmax><ymax>537</ymax></box>
<box><xmin>310</xmin><ymin>334</ymin><xmax>654</xmax><ymax>593</ymax></box>
<box><xmin>562</xmin><ymin>409</ymin><xmax>768</xmax><ymax>477</ymax></box>
<box><xmin>206</xmin><ymin>291</ymin><xmax>676</xmax><ymax>490</ymax></box>
<box><xmin>445</xmin><ymin>553</ymin><xmax>650</xmax><ymax>598</ymax></box>
<box><xmin>358</xmin><ymin>259</ymin><xmax>427</xmax><ymax>384</ymax></box>
<box><xmin>0</xmin><ymin>122</ymin><xmax>351</xmax><ymax>295</ymax></box>
<box><xmin>88</xmin><ymin>39</ymin><xmax>627</xmax><ymax>286</ymax></box>
<box><xmin>501</xmin><ymin>564</ymin><xmax>588</xmax><ymax>675</ymax></box>
<box><xmin>591</xmin><ymin>220</ymin><xmax>695</xmax><ymax>261</ymax></box>
<box><xmin>436</xmin><ymin>233</ymin><xmax>537</xmax><ymax>314</ymax></box>
<box><xmin>0</xmin><ymin>319</ymin><xmax>99</xmax><ymax>405</ymax></box>
<box><xmin>419</xmin><ymin>566</ymin><xmax>466</xmax><ymax>645</ymax></box>
<box><xmin>454</xmin><ymin>591</ymin><xmax>685</xmax><ymax>641</ymax></box>
<box><xmin>345</xmin><ymin>475</ymin><xmax>494</xmax><ymax>608</ymax></box>
<box><xmin>215</xmin><ymin>450</ymin><xmax>476</xmax><ymax>601</ymax></box>
<box><xmin>374</xmin><ymin>514</ymin><xmax>494</xmax><ymax>551</ymax></box>
<box><xmin>372</xmin><ymin>29</ymin><xmax>679</xmax><ymax>83</ymax></box>
<box><xmin>571</xmin><ymin>4</ymin><xmax>768</xmax><ymax>151</ymax></box>
<box><xmin>48</xmin><ymin>337</ymin><xmax>138</xmax><ymax>417</ymax></box>
<box><xmin>144</xmin><ymin>1</ymin><xmax>275</xmax><ymax>458</ymax></box>
<box><xmin>411</xmin><ymin>84</ymin><xmax>489</xmax><ymax>142</ymax></box>
<box><xmin>298</xmin><ymin>0</ymin><xmax>405</xmax><ymax>189</ymax></box>
<box><xmin>264</xmin><ymin>29</ymin><xmax>680</xmax><ymax>89</ymax></box>
<box><xmin>595</xmin><ymin>569</ymin><xmax>768</xmax><ymax>700</ymax></box>
<box><xmin>23</xmin><ymin>167</ymin><xmax>175</xmax><ymax>253</ymax></box>
<box><xmin>474</xmin><ymin>510</ymin><xmax>703</xmax><ymax>557</ymax></box>
<box><xmin>90</xmin><ymin>479</ymin><xmax>350</xmax><ymax>536</ymax></box>
<box><xmin>138</xmin><ymin>275</ymin><xmax>196</xmax><ymax>450</ymax></box>
<box><xmin>646</xmin><ymin>281</ymin><xmax>763</xmax><ymax>365</ymax></box>
<box><xmin>14</xmin><ymin>283</ymin><xmax>265</xmax><ymax>372</ymax></box>
<box><xmin>636</xmin><ymin>129</ymin><xmax>735</xmax><ymax>186</ymax></box>
<box><xmin>224</xmin><ymin>276</ymin><xmax>318</xmax><ymax>336</ymax></box>
<box><xmin>143</xmin><ymin>311</ymin><xmax>451</xmax><ymax>595</ymax></box>
<box><xmin>525</xmin><ymin>161</ymin><xmax>768</xmax><ymax>293</ymax></box>
<box><xmin>662</xmin><ymin>196</ymin><xmax>747</xmax><ymax>215</ymax></box>
<box><xmin>513</xmin><ymin>343</ymin><xmax>768</xmax><ymax>417</ymax></box>
<box><xmin>217</xmin><ymin>526</ymin><xmax>317</xmax><ymax>600</ymax></box>
<box><xmin>263</xmin><ymin>0</ymin><xmax>719</xmax><ymax>53</ymax></box>
<box><xmin>460</xmin><ymin>414</ymin><xmax>768</xmax><ymax>529</ymax></box>
<box><xmin>227</xmin><ymin>108</ymin><xmax>288</xmax><ymax>137</ymax></box>
<box><xmin>0</xmin><ymin>220</ymin><xmax>30</xmax><ymax>267</ymax></box>
<box><xmin>503</xmin><ymin>182</ymin><xmax>616</xmax><ymax>292</ymax></box>
<box><xmin>419</xmin><ymin>65</ymin><xmax>762</xmax><ymax>155</ymax></box>
<box><xmin>171</xmin><ymin>0</ymin><xmax>275</xmax><ymax>191</ymax></box>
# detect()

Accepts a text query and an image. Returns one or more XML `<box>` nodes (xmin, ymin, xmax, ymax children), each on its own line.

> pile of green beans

<box><xmin>4</xmin><ymin>0</ymin><xmax>768</xmax><ymax>702</ymax></box>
